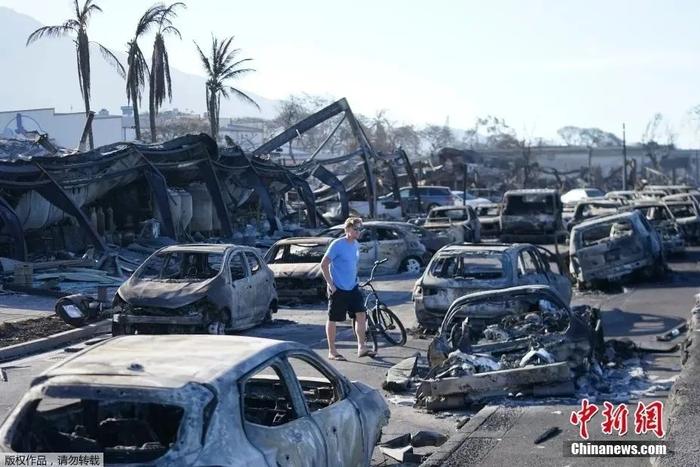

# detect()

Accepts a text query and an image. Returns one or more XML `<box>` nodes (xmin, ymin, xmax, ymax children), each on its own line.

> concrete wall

<box><xmin>0</xmin><ymin>108</ymin><xmax>124</xmax><ymax>148</ymax></box>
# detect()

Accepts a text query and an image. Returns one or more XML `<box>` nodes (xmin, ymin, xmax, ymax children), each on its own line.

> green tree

<box><xmin>125</xmin><ymin>5</ymin><xmax>164</xmax><ymax>141</ymax></box>
<box><xmin>194</xmin><ymin>35</ymin><xmax>258</xmax><ymax>141</ymax></box>
<box><xmin>148</xmin><ymin>2</ymin><xmax>185</xmax><ymax>142</ymax></box>
<box><xmin>26</xmin><ymin>0</ymin><xmax>124</xmax><ymax>149</ymax></box>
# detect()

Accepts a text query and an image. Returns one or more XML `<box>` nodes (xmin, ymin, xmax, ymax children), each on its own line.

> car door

<box><xmin>533</xmin><ymin>246</ymin><xmax>572</xmax><ymax>303</ymax></box>
<box><xmin>285</xmin><ymin>354</ymin><xmax>365</xmax><ymax>467</ymax></box>
<box><xmin>357</xmin><ymin>228</ymin><xmax>377</xmax><ymax>273</ymax></box>
<box><xmin>244</xmin><ymin>251</ymin><xmax>272</xmax><ymax>319</ymax></box>
<box><xmin>240</xmin><ymin>359</ymin><xmax>328</xmax><ymax>467</ymax></box>
<box><xmin>515</xmin><ymin>248</ymin><xmax>548</xmax><ymax>286</ymax></box>
<box><xmin>227</xmin><ymin>251</ymin><xmax>255</xmax><ymax>326</ymax></box>
<box><xmin>375</xmin><ymin>227</ymin><xmax>405</xmax><ymax>273</ymax></box>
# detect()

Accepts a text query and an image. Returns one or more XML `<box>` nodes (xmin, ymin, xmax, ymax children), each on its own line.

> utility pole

<box><xmin>622</xmin><ymin>123</ymin><xmax>628</xmax><ymax>190</ymax></box>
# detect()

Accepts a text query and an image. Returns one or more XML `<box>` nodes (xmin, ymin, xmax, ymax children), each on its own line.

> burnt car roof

<box><xmin>37</xmin><ymin>335</ymin><xmax>304</xmax><ymax>388</ymax></box>
<box><xmin>573</xmin><ymin>211</ymin><xmax>640</xmax><ymax>230</ymax></box>
<box><xmin>327</xmin><ymin>220</ymin><xmax>417</xmax><ymax>229</ymax></box>
<box><xmin>157</xmin><ymin>243</ymin><xmax>249</xmax><ymax>254</ymax></box>
<box><xmin>274</xmin><ymin>236</ymin><xmax>334</xmax><ymax>245</ymax></box>
<box><xmin>435</xmin><ymin>243</ymin><xmax>519</xmax><ymax>255</ymax></box>
<box><xmin>504</xmin><ymin>189</ymin><xmax>558</xmax><ymax>195</ymax></box>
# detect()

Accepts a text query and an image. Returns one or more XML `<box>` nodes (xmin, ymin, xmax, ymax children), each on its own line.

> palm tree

<box><xmin>148</xmin><ymin>2</ymin><xmax>185</xmax><ymax>142</ymax></box>
<box><xmin>26</xmin><ymin>0</ymin><xmax>124</xmax><ymax>149</ymax></box>
<box><xmin>194</xmin><ymin>35</ymin><xmax>258</xmax><ymax>141</ymax></box>
<box><xmin>125</xmin><ymin>4</ymin><xmax>163</xmax><ymax>141</ymax></box>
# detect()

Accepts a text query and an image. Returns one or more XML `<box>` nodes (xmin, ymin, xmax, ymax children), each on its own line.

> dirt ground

<box><xmin>0</xmin><ymin>315</ymin><xmax>72</xmax><ymax>348</ymax></box>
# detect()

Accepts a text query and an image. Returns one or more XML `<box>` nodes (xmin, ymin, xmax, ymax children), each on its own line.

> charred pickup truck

<box><xmin>499</xmin><ymin>189</ymin><xmax>564</xmax><ymax>242</ymax></box>
<box><xmin>413</xmin><ymin>243</ymin><xmax>571</xmax><ymax>330</ymax></box>
<box><xmin>0</xmin><ymin>335</ymin><xmax>389</xmax><ymax>466</ymax></box>
<box><xmin>621</xmin><ymin>200</ymin><xmax>685</xmax><ymax>255</ymax></box>
<box><xmin>416</xmin><ymin>285</ymin><xmax>603</xmax><ymax>410</ymax></box>
<box><xmin>423</xmin><ymin>205</ymin><xmax>481</xmax><ymax>243</ymax></box>
<box><xmin>569</xmin><ymin>211</ymin><xmax>664</xmax><ymax>288</ymax></box>
<box><xmin>112</xmin><ymin>244</ymin><xmax>278</xmax><ymax>335</ymax></box>
<box><xmin>265</xmin><ymin>237</ymin><xmax>331</xmax><ymax>303</ymax></box>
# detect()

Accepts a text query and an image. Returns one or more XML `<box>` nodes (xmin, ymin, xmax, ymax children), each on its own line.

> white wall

<box><xmin>0</xmin><ymin>108</ymin><xmax>123</xmax><ymax>148</ymax></box>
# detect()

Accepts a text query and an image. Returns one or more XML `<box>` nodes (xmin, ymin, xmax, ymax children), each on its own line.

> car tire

<box><xmin>400</xmin><ymin>256</ymin><xmax>422</xmax><ymax>273</ymax></box>
<box><xmin>264</xmin><ymin>300</ymin><xmax>277</xmax><ymax>323</ymax></box>
<box><xmin>206</xmin><ymin>320</ymin><xmax>226</xmax><ymax>335</ymax></box>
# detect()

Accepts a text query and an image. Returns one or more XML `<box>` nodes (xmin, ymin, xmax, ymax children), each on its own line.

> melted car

<box><xmin>413</xmin><ymin>243</ymin><xmax>572</xmax><ymax>330</ymax></box>
<box><xmin>0</xmin><ymin>335</ymin><xmax>390</xmax><ymax>467</ymax></box>
<box><xmin>424</xmin><ymin>205</ymin><xmax>481</xmax><ymax>243</ymax></box>
<box><xmin>265</xmin><ymin>237</ymin><xmax>332</xmax><ymax>303</ymax></box>
<box><xmin>500</xmin><ymin>189</ymin><xmax>564</xmax><ymax>241</ymax></box>
<box><xmin>320</xmin><ymin>221</ymin><xmax>427</xmax><ymax>274</ymax></box>
<box><xmin>621</xmin><ymin>201</ymin><xmax>685</xmax><ymax>254</ymax></box>
<box><xmin>112</xmin><ymin>244</ymin><xmax>277</xmax><ymax>335</ymax></box>
<box><xmin>569</xmin><ymin>211</ymin><xmax>664</xmax><ymax>287</ymax></box>
<box><xmin>418</xmin><ymin>285</ymin><xmax>603</xmax><ymax>410</ymax></box>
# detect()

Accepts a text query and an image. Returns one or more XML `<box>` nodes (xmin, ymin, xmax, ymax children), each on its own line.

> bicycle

<box><xmin>352</xmin><ymin>258</ymin><xmax>407</xmax><ymax>352</ymax></box>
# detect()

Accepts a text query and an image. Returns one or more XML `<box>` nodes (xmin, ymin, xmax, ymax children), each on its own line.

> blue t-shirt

<box><xmin>324</xmin><ymin>237</ymin><xmax>359</xmax><ymax>291</ymax></box>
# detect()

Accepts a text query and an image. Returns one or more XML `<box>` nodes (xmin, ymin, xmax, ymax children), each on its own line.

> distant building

<box><xmin>217</xmin><ymin>119</ymin><xmax>265</xmax><ymax>151</ymax></box>
<box><xmin>0</xmin><ymin>107</ymin><xmax>132</xmax><ymax>148</ymax></box>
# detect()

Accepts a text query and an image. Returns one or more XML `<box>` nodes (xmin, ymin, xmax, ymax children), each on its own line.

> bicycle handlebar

<box><xmin>360</xmin><ymin>258</ymin><xmax>388</xmax><ymax>287</ymax></box>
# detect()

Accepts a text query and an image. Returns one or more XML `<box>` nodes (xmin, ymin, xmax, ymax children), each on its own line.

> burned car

<box><xmin>320</xmin><ymin>221</ymin><xmax>427</xmax><ymax>274</ymax></box>
<box><xmin>622</xmin><ymin>200</ymin><xmax>685</xmax><ymax>254</ymax></box>
<box><xmin>0</xmin><ymin>335</ymin><xmax>390</xmax><ymax>466</ymax></box>
<box><xmin>604</xmin><ymin>190</ymin><xmax>637</xmax><ymax>204</ymax></box>
<box><xmin>265</xmin><ymin>237</ymin><xmax>332</xmax><ymax>303</ymax></box>
<box><xmin>475</xmin><ymin>203</ymin><xmax>501</xmax><ymax>238</ymax></box>
<box><xmin>569</xmin><ymin>211</ymin><xmax>664</xmax><ymax>288</ymax></box>
<box><xmin>112</xmin><ymin>244</ymin><xmax>277</xmax><ymax>335</ymax></box>
<box><xmin>424</xmin><ymin>205</ymin><xmax>481</xmax><ymax>243</ymax></box>
<box><xmin>416</xmin><ymin>285</ymin><xmax>603</xmax><ymax>410</ymax></box>
<box><xmin>413</xmin><ymin>243</ymin><xmax>572</xmax><ymax>330</ymax></box>
<box><xmin>566</xmin><ymin>199</ymin><xmax>621</xmax><ymax>232</ymax></box>
<box><xmin>663</xmin><ymin>195</ymin><xmax>700</xmax><ymax>243</ymax></box>
<box><xmin>499</xmin><ymin>189</ymin><xmax>564</xmax><ymax>241</ymax></box>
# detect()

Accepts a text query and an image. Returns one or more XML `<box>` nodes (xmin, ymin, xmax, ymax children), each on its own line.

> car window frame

<box><xmin>244</xmin><ymin>251</ymin><xmax>264</xmax><ymax>275</ymax></box>
<box><xmin>283</xmin><ymin>351</ymin><xmax>347</xmax><ymax>413</ymax></box>
<box><xmin>228</xmin><ymin>251</ymin><xmax>250</xmax><ymax>282</ymax></box>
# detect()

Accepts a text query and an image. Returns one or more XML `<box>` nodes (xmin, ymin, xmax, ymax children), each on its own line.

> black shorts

<box><xmin>328</xmin><ymin>286</ymin><xmax>365</xmax><ymax>322</ymax></box>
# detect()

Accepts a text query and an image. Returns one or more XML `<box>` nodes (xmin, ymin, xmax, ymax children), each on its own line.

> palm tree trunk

<box><xmin>132</xmin><ymin>91</ymin><xmax>141</xmax><ymax>141</ymax></box>
<box><xmin>83</xmin><ymin>85</ymin><xmax>93</xmax><ymax>150</ymax></box>
<box><xmin>149</xmin><ymin>79</ymin><xmax>157</xmax><ymax>142</ymax></box>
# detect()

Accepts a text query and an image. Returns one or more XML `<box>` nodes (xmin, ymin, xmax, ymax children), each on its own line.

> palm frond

<box><xmin>227</xmin><ymin>87</ymin><xmax>260</xmax><ymax>110</ymax></box>
<box><xmin>94</xmin><ymin>41</ymin><xmax>125</xmax><ymax>78</ymax></box>
<box><xmin>194</xmin><ymin>41</ymin><xmax>212</xmax><ymax>76</ymax></box>
<box><xmin>161</xmin><ymin>25</ymin><xmax>182</xmax><ymax>39</ymax></box>
<box><xmin>26</xmin><ymin>25</ymin><xmax>74</xmax><ymax>45</ymax></box>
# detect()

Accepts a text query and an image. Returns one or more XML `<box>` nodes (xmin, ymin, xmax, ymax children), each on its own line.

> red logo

<box><xmin>570</xmin><ymin>398</ymin><xmax>599</xmax><ymax>439</ymax></box>
<box><xmin>570</xmin><ymin>399</ymin><xmax>665</xmax><ymax>439</ymax></box>
<box><xmin>601</xmin><ymin>402</ymin><xmax>629</xmax><ymax>436</ymax></box>
<box><xmin>633</xmin><ymin>401</ymin><xmax>665</xmax><ymax>438</ymax></box>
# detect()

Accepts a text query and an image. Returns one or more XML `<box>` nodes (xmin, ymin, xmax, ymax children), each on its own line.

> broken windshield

<box><xmin>578</xmin><ymin>219</ymin><xmax>635</xmax><ymax>247</ymax></box>
<box><xmin>11</xmin><ymin>396</ymin><xmax>184</xmax><ymax>464</ymax></box>
<box><xmin>269</xmin><ymin>243</ymin><xmax>328</xmax><ymax>263</ymax></box>
<box><xmin>503</xmin><ymin>194</ymin><xmax>557</xmax><ymax>215</ymax></box>
<box><xmin>430</xmin><ymin>253</ymin><xmax>506</xmax><ymax>280</ymax></box>
<box><xmin>136</xmin><ymin>251</ymin><xmax>224</xmax><ymax>281</ymax></box>
<box><xmin>668</xmin><ymin>204</ymin><xmax>696</xmax><ymax>219</ymax></box>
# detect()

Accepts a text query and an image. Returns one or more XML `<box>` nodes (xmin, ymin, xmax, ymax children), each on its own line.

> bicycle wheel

<box><xmin>352</xmin><ymin>316</ymin><xmax>378</xmax><ymax>353</ymax></box>
<box><xmin>376</xmin><ymin>305</ymin><xmax>407</xmax><ymax>346</ymax></box>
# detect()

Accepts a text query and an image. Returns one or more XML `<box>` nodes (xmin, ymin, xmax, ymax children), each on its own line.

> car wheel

<box><xmin>400</xmin><ymin>256</ymin><xmax>422</xmax><ymax>273</ymax></box>
<box><xmin>206</xmin><ymin>321</ymin><xmax>226</xmax><ymax>335</ymax></box>
<box><xmin>264</xmin><ymin>300</ymin><xmax>277</xmax><ymax>323</ymax></box>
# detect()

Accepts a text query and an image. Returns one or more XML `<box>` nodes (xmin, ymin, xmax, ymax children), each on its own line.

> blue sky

<box><xmin>3</xmin><ymin>0</ymin><xmax>700</xmax><ymax>146</ymax></box>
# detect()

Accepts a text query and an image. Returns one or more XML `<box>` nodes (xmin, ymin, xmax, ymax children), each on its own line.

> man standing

<box><xmin>321</xmin><ymin>217</ymin><xmax>375</xmax><ymax>360</ymax></box>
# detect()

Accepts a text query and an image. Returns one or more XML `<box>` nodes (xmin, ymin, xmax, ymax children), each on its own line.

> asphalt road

<box><xmin>1</xmin><ymin>247</ymin><xmax>698</xmax><ymax>465</ymax></box>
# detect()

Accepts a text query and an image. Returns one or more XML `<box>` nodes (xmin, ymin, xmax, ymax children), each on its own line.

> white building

<box><xmin>218</xmin><ymin>119</ymin><xmax>265</xmax><ymax>151</ymax></box>
<box><xmin>0</xmin><ymin>107</ymin><xmax>130</xmax><ymax>148</ymax></box>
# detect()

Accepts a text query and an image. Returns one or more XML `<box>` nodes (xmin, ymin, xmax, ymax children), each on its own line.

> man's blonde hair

<box><xmin>344</xmin><ymin>217</ymin><xmax>363</xmax><ymax>229</ymax></box>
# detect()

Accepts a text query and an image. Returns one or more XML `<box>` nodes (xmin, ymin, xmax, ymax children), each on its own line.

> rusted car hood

<box><xmin>118</xmin><ymin>276</ymin><xmax>222</xmax><ymax>309</ymax></box>
<box><xmin>268</xmin><ymin>263</ymin><xmax>323</xmax><ymax>280</ymax></box>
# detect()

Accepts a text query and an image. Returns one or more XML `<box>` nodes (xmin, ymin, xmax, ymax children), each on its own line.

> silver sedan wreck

<box><xmin>265</xmin><ymin>237</ymin><xmax>332</xmax><ymax>303</ymax></box>
<box><xmin>112</xmin><ymin>244</ymin><xmax>277</xmax><ymax>335</ymax></box>
<box><xmin>413</xmin><ymin>243</ymin><xmax>572</xmax><ymax>330</ymax></box>
<box><xmin>0</xmin><ymin>335</ymin><xmax>389</xmax><ymax>466</ymax></box>
<box><xmin>569</xmin><ymin>211</ymin><xmax>664</xmax><ymax>287</ymax></box>
<box><xmin>418</xmin><ymin>285</ymin><xmax>603</xmax><ymax>410</ymax></box>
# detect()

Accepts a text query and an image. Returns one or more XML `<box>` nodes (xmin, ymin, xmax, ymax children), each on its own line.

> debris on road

<box><xmin>383</xmin><ymin>352</ymin><xmax>421</xmax><ymax>392</ymax></box>
<box><xmin>657</xmin><ymin>321</ymin><xmax>688</xmax><ymax>341</ymax></box>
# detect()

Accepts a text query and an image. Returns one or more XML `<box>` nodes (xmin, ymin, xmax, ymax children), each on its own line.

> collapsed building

<box><xmin>0</xmin><ymin>98</ymin><xmax>423</xmax><ymax>266</ymax></box>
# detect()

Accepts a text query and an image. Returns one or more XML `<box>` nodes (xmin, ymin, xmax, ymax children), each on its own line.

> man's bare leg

<box><xmin>355</xmin><ymin>312</ymin><xmax>368</xmax><ymax>353</ymax></box>
<box><xmin>326</xmin><ymin>319</ymin><xmax>338</xmax><ymax>357</ymax></box>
